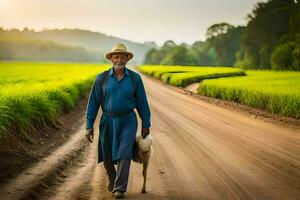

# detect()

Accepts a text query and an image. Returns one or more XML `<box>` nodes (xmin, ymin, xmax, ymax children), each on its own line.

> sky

<box><xmin>0</xmin><ymin>0</ymin><xmax>264</xmax><ymax>46</ymax></box>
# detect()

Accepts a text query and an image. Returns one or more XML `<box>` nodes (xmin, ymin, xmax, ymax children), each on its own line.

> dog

<box><xmin>133</xmin><ymin>134</ymin><xmax>153</xmax><ymax>193</ymax></box>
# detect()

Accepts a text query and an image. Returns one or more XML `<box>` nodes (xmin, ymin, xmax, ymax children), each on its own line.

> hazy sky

<box><xmin>0</xmin><ymin>0</ymin><xmax>263</xmax><ymax>45</ymax></box>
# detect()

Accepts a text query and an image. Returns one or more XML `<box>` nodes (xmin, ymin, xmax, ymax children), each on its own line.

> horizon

<box><xmin>0</xmin><ymin>0</ymin><xmax>264</xmax><ymax>46</ymax></box>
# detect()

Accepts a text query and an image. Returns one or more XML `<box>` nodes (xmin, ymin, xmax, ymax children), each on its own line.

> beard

<box><xmin>113</xmin><ymin>63</ymin><xmax>125</xmax><ymax>70</ymax></box>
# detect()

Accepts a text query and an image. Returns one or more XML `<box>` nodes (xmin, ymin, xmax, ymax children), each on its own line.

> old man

<box><xmin>85</xmin><ymin>43</ymin><xmax>151</xmax><ymax>198</ymax></box>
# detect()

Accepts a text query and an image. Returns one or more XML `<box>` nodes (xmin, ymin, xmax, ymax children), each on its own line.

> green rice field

<box><xmin>138</xmin><ymin>65</ymin><xmax>246</xmax><ymax>87</ymax></box>
<box><xmin>0</xmin><ymin>62</ymin><xmax>108</xmax><ymax>142</ymax></box>
<box><xmin>1</xmin><ymin>62</ymin><xmax>299</xmax><ymax>143</ymax></box>
<box><xmin>138</xmin><ymin>65</ymin><xmax>300</xmax><ymax>119</ymax></box>
<box><xmin>199</xmin><ymin>70</ymin><xmax>300</xmax><ymax>119</ymax></box>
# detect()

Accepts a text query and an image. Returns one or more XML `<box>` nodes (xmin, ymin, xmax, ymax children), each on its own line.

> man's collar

<box><xmin>109</xmin><ymin>66</ymin><xmax>129</xmax><ymax>76</ymax></box>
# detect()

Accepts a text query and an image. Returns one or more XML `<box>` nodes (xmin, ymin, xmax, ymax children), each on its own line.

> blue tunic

<box><xmin>85</xmin><ymin>66</ymin><xmax>151</xmax><ymax>164</ymax></box>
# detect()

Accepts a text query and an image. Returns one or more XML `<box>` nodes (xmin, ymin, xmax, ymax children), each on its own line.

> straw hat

<box><xmin>105</xmin><ymin>43</ymin><xmax>134</xmax><ymax>60</ymax></box>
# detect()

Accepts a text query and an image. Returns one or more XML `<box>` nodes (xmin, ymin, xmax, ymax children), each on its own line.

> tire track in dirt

<box><xmin>1</xmin><ymin>125</ymin><xmax>88</xmax><ymax>200</ymax></box>
<box><xmin>45</xmin><ymin>118</ymin><xmax>113</xmax><ymax>200</ymax></box>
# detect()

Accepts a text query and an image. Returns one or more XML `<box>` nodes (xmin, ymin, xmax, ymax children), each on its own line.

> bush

<box><xmin>271</xmin><ymin>41</ymin><xmax>300</xmax><ymax>71</ymax></box>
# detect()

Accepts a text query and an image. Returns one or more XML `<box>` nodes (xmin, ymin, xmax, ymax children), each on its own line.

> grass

<box><xmin>137</xmin><ymin>65</ymin><xmax>300</xmax><ymax>119</ymax></box>
<box><xmin>137</xmin><ymin>65</ymin><xmax>246</xmax><ymax>87</ymax></box>
<box><xmin>198</xmin><ymin>70</ymin><xmax>300</xmax><ymax>119</ymax></box>
<box><xmin>0</xmin><ymin>62</ymin><xmax>109</xmax><ymax>143</ymax></box>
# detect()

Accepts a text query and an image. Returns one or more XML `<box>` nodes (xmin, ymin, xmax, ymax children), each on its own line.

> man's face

<box><xmin>110</xmin><ymin>53</ymin><xmax>129</xmax><ymax>69</ymax></box>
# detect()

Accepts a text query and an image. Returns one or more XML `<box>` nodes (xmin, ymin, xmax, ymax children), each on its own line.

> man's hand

<box><xmin>85</xmin><ymin>129</ymin><xmax>94</xmax><ymax>143</ymax></box>
<box><xmin>141</xmin><ymin>128</ymin><xmax>150</xmax><ymax>139</ymax></box>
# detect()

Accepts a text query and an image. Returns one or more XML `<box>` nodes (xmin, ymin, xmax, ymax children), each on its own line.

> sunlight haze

<box><xmin>0</xmin><ymin>0</ymin><xmax>264</xmax><ymax>45</ymax></box>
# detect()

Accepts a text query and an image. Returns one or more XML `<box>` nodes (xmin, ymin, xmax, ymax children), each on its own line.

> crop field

<box><xmin>198</xmin><ymin>70</ymin><xmax>300</xmax><ymax>119</ymax></box>
<box><xmin>138</xmin><ymin>65</ymin><xmax>300</xmax><ymax>119</ymax></box>
<box><xmin>0</xmin><ymin>62</ymin><xmax>108</xmax><ymax>142</ymax></box>
<box><xmin>137</xmin><ymin>65</ymin><xmax>246</xmax><ymax>87</ymax></box>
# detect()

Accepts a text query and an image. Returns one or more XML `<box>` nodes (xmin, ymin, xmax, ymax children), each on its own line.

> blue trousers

<box><xmin>104</xmin><ymin>157</ymin><xmax>131</xmax><ymax>193</ymax></box>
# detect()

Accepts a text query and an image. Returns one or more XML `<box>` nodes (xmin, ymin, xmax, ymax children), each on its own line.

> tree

<box><xmin>143</xmin><ymin>48</ymin><xmax>163</xmax><ymax>64</ymax></box>
<box><xmin>210</xmin><ymin>26</ymin><xmax>244</xmax><ymax>66</ymax></box>
<box><xmin>271</xmin><ymin>41</ymin><xmax>299</xmax><ymax>71</ymax></box>
<box><xmin>143</xmin><ymin>40</ymin><xmax>178</xmax><ymax>65</ymax></box>
<box><xmin>206</xmin><ymin>23</ymin><xmax>234</xmax><ymax>38</ymax></box>
<box><xmin>240</xmin><ymin>0</ymin><xmax>297</xmax><ymax>69</ymax></box>
<box><xmin>191</xmin><ymin>40</ymin><xmax>216</xmax><ymax>66</ymax></box>
<box><xmin>271</xmin><ymin>33</ymin><xmax>300</xmax><ymax>71</ymax></box>
<box><xmin>160</xmin><ymin>45</ymin><xmax>197</xmax><ymax>66</ymax></box>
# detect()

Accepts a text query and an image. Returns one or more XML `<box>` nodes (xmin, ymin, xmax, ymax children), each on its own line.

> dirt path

<box><xmin>185</xmin><ymin>82</ymin><xmax>199</xmax><ymax>93</ymax></box>
<box><xmin>1</xmin><ymin>72</ymin><xmax>300</xmax><ymax>200</ymax></box>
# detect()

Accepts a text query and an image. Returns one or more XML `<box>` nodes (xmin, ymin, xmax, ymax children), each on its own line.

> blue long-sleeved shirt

<box><xmin>85</xmin><ymin>66</ymin><xmax>151</xmax><ymax>129</ymax></box>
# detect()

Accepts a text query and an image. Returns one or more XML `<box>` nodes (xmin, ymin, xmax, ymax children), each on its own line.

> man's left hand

<box><xmin>141</xmin><ymin>128</ymin><xmax>150</xmax><ymax>139</ymax></box>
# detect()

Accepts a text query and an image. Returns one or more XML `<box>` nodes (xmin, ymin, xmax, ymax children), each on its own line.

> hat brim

<box><xmin>105</xmin><ymin>51</ymin><xmax>134</xmax><ymax>60</ymax></box>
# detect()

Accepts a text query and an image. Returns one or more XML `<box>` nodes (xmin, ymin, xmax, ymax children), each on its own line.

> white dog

<box><xmin>133</xmin><ymin>134</ymin><xmax>153</xmax><ymax>193</ymax></box>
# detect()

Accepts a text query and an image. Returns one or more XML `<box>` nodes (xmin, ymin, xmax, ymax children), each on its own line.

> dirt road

<box><xmin>1</xmin><ymin>72</ymin><xmax>300</xmax><ymax>200</ymax></box>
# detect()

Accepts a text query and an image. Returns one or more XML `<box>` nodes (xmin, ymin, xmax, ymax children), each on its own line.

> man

<box><xmin>85</xmin><ymin>43</ymin><xmax>151</xmax><ymax>198</ymax></box>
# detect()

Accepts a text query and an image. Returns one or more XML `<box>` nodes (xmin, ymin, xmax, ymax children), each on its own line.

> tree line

<box><xmin>0</xmin><ymin>28</ymin><xmax>156</xmax><ymax>64</ymax></box>
<box><xmin>0</xmin><ymin>30</ymin><xmax>102</xmax><ymax>62</ymax></box>
<box><xmin>143</xmin><ymin>0</ymin><xmax>299</xmax><ymax>71</ymax></box>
